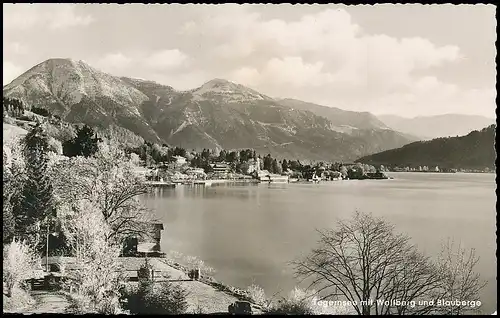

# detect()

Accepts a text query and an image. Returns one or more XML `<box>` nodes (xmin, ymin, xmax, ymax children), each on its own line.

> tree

<box><xmin>263</xmin><ymin>154</ymin><xmax>273</xmax><ymax>171</ymax></box>
<box><xmin>282</xmin><ymin>159</ymin><xmax>289</xmax><ymax>173</ymax></box>
<box><xmin>292</xmin><ymin>212</ymin><xmax>485</xmax><ymax>315</ymax></box>
<box><xmin>271</xmin><ymin>159</ymin><xmax>279</xmax><ymax>174</ymax></box>
<box><xmin>51</xmin><ymin>142</ymin><xmax>155</xmax><ymax>246</ymax></box>
<box><xmin>3</xmin><ymin>148</ymin><xmax>24</xmax><ymax>243</ymax></box>
<box><xmin>434</xmin><ymin>240</ymin><xmax>486</xmax><ymax>315</ymax></box>
<box><xmin>15</xmin><ymin>123</ymin><xmax>56</xmax><ymax>251</ymax></box>
<box><xmin>339</xmin><ymin>166</ymin><xmax>348</xmax><ymax>179</ymax></box>
<box><xmin>62</xmin><ymin>125</ymin><xmax>102</xmax><ymax>158</ymax></box>
<box><xmin>246</xmin><ymin>284</ymin><xmax>269</xmax><ymax>309</ymax></box>
<box><xmin>3</xmin><ymin>97</ymin><xmax>25</xmax><ymax>118</ymax></box>
<box><xmin>60</xmin><ymin>200</ymin><xmax>125</xmax><ymax>314</ymax></box>
<box><xmin>172</xmin><ymin>146</ymin><xmax>186</xmax><ymax>158</ymax></box>
<box><xmin>218</xmin><ymin>149</ymin><xmax>227</xmax><ymax>162</ymax></box>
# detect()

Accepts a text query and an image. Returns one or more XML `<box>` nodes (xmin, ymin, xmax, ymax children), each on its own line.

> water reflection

<box><xmin>142</xmin><ymin>174</ymin><xmax>497</xmax><ymax>313</ymax></box>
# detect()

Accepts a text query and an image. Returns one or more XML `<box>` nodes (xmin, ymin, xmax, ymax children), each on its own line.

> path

<box><xmin>120</xmin><ymin>257</ymin><xmax>243</xmax><ymax>313</ymax></box>
<box><xmin>22</xmin><ymin>290</ymin><xmax>71</xmax><ymax>314</ymax></box>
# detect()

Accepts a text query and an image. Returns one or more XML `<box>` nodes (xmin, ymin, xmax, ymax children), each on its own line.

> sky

<box><xmin>3</xmin><ymin>4</ymin><xmax>497</xmax><ymax>118</ymax></box>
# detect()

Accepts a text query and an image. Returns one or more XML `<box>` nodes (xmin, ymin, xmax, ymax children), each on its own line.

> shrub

<box><xmin>122</xmin><ymin>269</ymin><xmax>189</xmax><ymax>315</ymax></box>
<box><xmin>3</xmin><ymin>284</ymin><xmax>35</xmax><ymax>312</ymax></box>
<box><xmin>266</xmin><ymin>287</ymin><xmax>316</xmax><ymax>315</ymax></box>
<box><xmin>143</xmin><ymin>281</ymin><xmax>189</xmax><ymax>314</ymax></box>
<box><xmin>31</xmin><ymin>107</ymin><xmax>51</xmax><ymax>117</ymax></box>
<box><xmin>247</xmin><ymin>284</ymin><xmax>268</xmax><ymax>308</ymax></box>
<box><xmin>3</xmin><ymin>239</ymin><xmax>40</xmax><ymax>297</ymax></box>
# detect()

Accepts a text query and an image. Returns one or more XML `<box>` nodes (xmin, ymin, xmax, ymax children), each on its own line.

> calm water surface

<box><xmin>143</xmin><ymin>172</ymin><xmax>497</xmax><ymax>313</ymax></box>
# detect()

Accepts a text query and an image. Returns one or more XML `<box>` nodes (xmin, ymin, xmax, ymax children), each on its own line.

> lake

<box><xmin>143</xmin><ymin>172</ymin><xmax>497</xmax><ymax>314</ymax></box>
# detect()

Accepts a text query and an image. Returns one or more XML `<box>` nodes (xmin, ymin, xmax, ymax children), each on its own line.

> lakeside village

<box><xmin>130</xmin><ymin>144</ymin><xmax>390</xmax><ymax>187</ymax></box>
<box><xmin>2</xmin><ymin>98</ymin><xmax>490</xmax><ymax>315</ymax></box>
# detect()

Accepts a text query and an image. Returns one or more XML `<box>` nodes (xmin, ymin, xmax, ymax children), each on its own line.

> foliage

<box><xmin>3</xmin><ymin>146</ymin><xmax>25</xmax><ymax>243</ymax></box>
<box><xmin>2</xmin><ymin>285</ymin><xmax>35</xmax><ymax>312</ymax></box>
<box><xmin>3</xmin><ymin>239</ymin><xmax>41</xmax><ymax>297</ymax></box>
<box><xmin>292</xmin><ymin>212</ymin><xmax>486</xmax><ymax>315</ymax></box>
<box><xmin>14</xmin><ymin>123</ymin><xmax>56</xmax><ymax>251</ymax></box>
<box><xmin>43</xmin><ymin>122</ymin><xmax>77</xmax><ymax>144</ymax></box>
<box><xmin>266</xmin><ymin>287</ymin><xmax>316</xmax><ymax>315</ymax></box>
<box><xmin>31</xmin><ymin>107</ymin><xmax>51</xmax><ymax>117</ymax></box>
<box><xmin>59</xmin><ymin>200</ymin><xmax>126</xmax><ymax>314</ymax></box>
<box><xmin>62</xmin><ymin>125</ymin><xmax>102</xmax><ymax>158</ymax></box>
<box><xmin>246</xmin><ymin>284</ymin><xmax>269</xmax><ymax>309</ymax></box>
<box><xmin>3</xmin><ymin>97</ymin><xmax>25</xmax><ymax>118</ymax></box>
<box><xmin>122</xmin><ymin>264</ymin><xmax>189</xmax><ymax>315</ymax></box>
<box><xmin>356</xmin><ymin>125</ymin><xmax>496</xmax><ymax>170</ymax></box>
<box><xmin>51</xmin><ymin>142</ymin><xmax>155</xmax><ymax>245</ymax></box>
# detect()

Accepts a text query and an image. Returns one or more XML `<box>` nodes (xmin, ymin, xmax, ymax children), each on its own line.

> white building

<box><xmin>173</xmin><ymin>156</ymin><xmax>187</xmax><ymax>165</ymax></box>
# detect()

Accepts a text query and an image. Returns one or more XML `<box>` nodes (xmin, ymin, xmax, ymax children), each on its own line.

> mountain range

<box><xmin>356</xmin><ymin>124</ymin><xmax>496</xmax><ymax>170</ymax></box>
<box><xmin>3</xmin><ymin>58</ymin><xmax>420</xmax><ymax>161</ymax></box>
<box><xmin>378</xmin><ymin>114</ymin><xmax>495</xmax><ymax>140</ymax></box>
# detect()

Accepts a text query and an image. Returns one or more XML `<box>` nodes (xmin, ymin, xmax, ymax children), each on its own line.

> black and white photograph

<box><xmin>2</xmin><ymin>3</ymin><xmax>496</xmax><ymax>315</ymax></box>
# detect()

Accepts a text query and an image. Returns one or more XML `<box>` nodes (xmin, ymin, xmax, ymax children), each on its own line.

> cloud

<box><xmin>144</xmin><ymin>49</ymin><xmax>189</xmax><ymax>70</ymax></box>
<box><xmin>3</xmin><ymin>42</ymin><xmax>28</xmax><ymax>57</ymax></box>
<box><xmin>5</xmin><ymin>5</ymin><xmax>489</xmax><ymax>118</ymax></box>
<box><xmin>3</xmin><ymin>4</ymin><xmax>93</xmax><ymax>30</ymax></box>
<box><xmin>3</xmin><ymin>61</ymin><xmax>23</xmax><ymax>84</ymax></box>
<box><xmin>94</xmin><ymin>49</ymin><xmax>190</xmax><ymax>75</ymax></box>
<box><xmin>179</xmin><ymin>7</ymin><xmax>485</xmax><ymax>116</ymax></box>
<box><xmin>48</xmin><ymin>5</ymin><xmax>94</xmax><ymax>29</ymax></box>
<box><xmin>97</xmin><ymin>52</ymin><xmax>133</xmax><ymax>70</ymax></box>
<box><xmin>230</xmin><ymin>57</ymin><xmax>334</xmax><ymax>89</ymax></box>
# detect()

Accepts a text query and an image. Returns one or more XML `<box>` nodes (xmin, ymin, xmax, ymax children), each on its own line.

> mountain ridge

<box><xmin>4</xmin><ymin>58</ymin><xmax>416</xmax><ymax>161</ymax></box>
<box><xmin>355</xmin><ymin>124</ymin><xmax>496</xmax><ymax>169</ymax></box>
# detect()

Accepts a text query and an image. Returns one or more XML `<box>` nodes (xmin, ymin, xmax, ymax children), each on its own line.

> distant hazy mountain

<box><xmin>277</xmin><ymin>98</ymin><xmax>389</xmax><ymax>132</ymax></box>
<box><xmin>378</xmin><ymin>114</ymin><xmax>495</xmax><ymax>139</ymax></box>
<box><xmin>3</xmin><ymin>58</ymin><xmax>416</xmax><ymax>161</ymax></box>
<box><xmin>356</xmin><ymin>125</ymin><xmax>496</xmax><ymax>169</ymax></box>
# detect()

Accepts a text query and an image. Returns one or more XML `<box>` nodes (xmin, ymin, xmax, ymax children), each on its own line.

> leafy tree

<box><xmin>62</xmin><ymin>125</ymin><xmax>102</xmax><ymax>158</ymax></box>
<box><xmin>61</xmin><ymin>200</ymin><xmax>125</xmax><ymax>314</ymax></box>
<box><xmin>271</xmin><ymin>159</ymin><xmax>279</xmax><ymax>174</ymax></box>
<box><xmin>3</xmin><ymin>97</ymin><xmax>25</xmax><ymax>118</ymax></box>
<box><xmin>239</xmin><ymin>149</ymin><xmax>253</xmax><ymax>162</ymax></box>
<box><xmin>281</xmin><ymin>159</ymin><xmax>289</xmax><ymax>173</ymax></box>
<box><xmin>347</xmin><ymin>166</ymin><xmax>364</xmax><ymax>179</ymax></box>
<box><xmin>339</xmin><ymin>165</ymin><xmax>348</xmax><ymax>178</ymax></box>
<box><xmin>218</xmin><ymin>149</ymin><xmax>227</xmax><ymax>162</ymax></box>
<box><xmin>263</xmin><ymin>154</ymin><xmax>273</xmax><ymax>171</ymax></box>
<box><xmin>51</xmin><ymin>143</ymin><xmax>155</xmax><ymax>245</ymax></box>
<box><xmin>172</xmin><ymin>146</ymin><xmax>186</xmax><ymax>157</ymax></box>
<box><xmin>226</xmin><ymin>151</ymin><xmax>238</xmax><ymax>164</ymax></box>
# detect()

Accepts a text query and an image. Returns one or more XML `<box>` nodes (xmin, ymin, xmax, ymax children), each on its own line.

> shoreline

<box><xmin>156</xmin><ymin>256</ymin><xmax>257</xmax><ymax>305</ymax></box>
<box><xmin>117</xmin><ymin>256</ymin><xmax>262</xmax><ymax>314</ymax></box>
